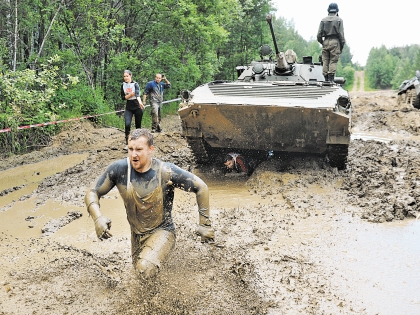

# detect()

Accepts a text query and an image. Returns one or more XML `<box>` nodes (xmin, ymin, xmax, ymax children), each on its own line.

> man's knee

<box><xmin>135</xmin><ymin>258</ymin><xmax>159</xmax><ymax>278</ymax></box>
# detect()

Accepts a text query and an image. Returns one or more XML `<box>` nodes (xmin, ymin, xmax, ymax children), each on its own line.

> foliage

<box><xmin>365</xmin><ymin>46</ymin><xmax>398</xmax><ymax>89</ymax></box>
<box><xmin>336</xmin><ymin>62</ymin><xmax>355</xmax><ymax>90</ymax></box>
<box><xmin>0</xmin><ymin>0</ymin><xmax>368</xmax><ymax>155</ymax></box>
<box><xmin>365</xmin><ymin>44</ymin><xmax>420</xmax><ymax>90</ymax></box>
<box><xmin>0</xmin><ymin>55</ymin><xmax>79</xmax><ymax>153</ymax></box>
<box><xmin>0</xmin><ymin>55</ymin><xmax>78</xmax><ymax>128</ymax></box>
<box><xmin>390</xmin><ymin>45</ymin><xmax>420</xmax><ymax>89</ymax></box>
<box><xmin>340</xmin><ymin>45</ymin><xmax>353</xmax><ymax>68</ymax></box>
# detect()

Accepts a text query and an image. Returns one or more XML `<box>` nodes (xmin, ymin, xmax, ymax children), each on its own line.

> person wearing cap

<box><xmin>85</xmin><ymin>128</ymin><xmax>214</xmax><ymax>278</ymax></box>
<box><xmin>143</xmin><ymin>73</ymin><xmax>171</xmax><ymax>133</ymax></box>
<box><xmin>317</xmin><ymin>3</ymin><xmax>345</xmax><ymax>83</ymax></box>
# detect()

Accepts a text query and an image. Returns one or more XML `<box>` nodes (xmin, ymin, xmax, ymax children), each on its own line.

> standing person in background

<box><xmin>317</xmin><ymin>3</ymin><xmax>345</xmax><ymax>83</ymax></box>
<box><xmin>121</xmin><ymin>70</ymin><xmax>145</xmax><ymax>150</ymax></box>
<box><xmin>143</xmin><ymin>73</ymin><xmax>171</xmax><ymax>133</ymax></box>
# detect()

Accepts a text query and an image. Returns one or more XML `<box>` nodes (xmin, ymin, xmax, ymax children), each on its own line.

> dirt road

<box><xmin>1</xmin><ymin>89</ymin><xmax>420</xmax><ymax>315</ymax></box>
<box><xmin>352</xmin><ymin>71</ymin><xmax>365</xmax><ymax>92</ymax></box>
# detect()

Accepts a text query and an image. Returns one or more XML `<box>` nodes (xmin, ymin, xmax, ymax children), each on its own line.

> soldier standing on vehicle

<box><xmin>85</xmin><ymin>128</ymin><xmax>214</xmax><ymax>278</ymax></box>
<box><xmin>143</xmin><ymin>73</ymin><xmax>171</xmax><ymax>133</ymax></box>
<box><xmin>317</xmin><ymin>3</ymin><xmax>345</xmax><ymax>83</ymax></box>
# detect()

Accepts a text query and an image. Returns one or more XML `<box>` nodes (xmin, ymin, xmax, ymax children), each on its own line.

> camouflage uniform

<box><xmin>317</xmin><ymin>12</ymin><xmax>345</xmax><ymax>79</ymax></box>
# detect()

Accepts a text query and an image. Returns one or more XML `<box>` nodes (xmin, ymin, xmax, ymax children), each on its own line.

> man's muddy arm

<box><xmin>194</xmin><ymin>178</ymin><xmax>211</xmax><ymax>226</ymax></box>
<box><xmin>84</xmin><ymin>173</ymin><xmax>115</xmax><ymax>239</ymax></box>
<box><xmin>85</xmin><ymin>190</ymin><xmax>102</xmax><ymax>221</ymax></box>
<box><xmin>190</xmin><ymin>176</ymin><xmax>215</xmax><ymax>241</ymax></box>
<box><xmin>85</xmin><ymin>172</ymin><xmax>114</xmax><ymax>218</ymax></box>
<box><xmin>169</xmin><ymin>164</ymin><xmax>214</xmax><ymax>241</ymax></box>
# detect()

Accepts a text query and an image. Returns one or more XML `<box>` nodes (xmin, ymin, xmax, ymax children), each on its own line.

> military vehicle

<box><xmin>397</xmin><ymin>70</ymin><xmax>420</xmax><ymax>109</ymax></box>
<box><xmin>178</xmin><ymin>14</ymin><xmax>352</xmax><ymax>169</ymax></box>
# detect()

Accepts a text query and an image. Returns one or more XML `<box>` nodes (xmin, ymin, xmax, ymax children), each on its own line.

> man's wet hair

<box><xmin>129</xmin><ymin>128</ymin><xmax>154</xmax><ymax>146</ymax></box>
<box><xmin>224</xmin><ymin>154</ymin><xmax>234</xmax><ymax>163</ymax></box>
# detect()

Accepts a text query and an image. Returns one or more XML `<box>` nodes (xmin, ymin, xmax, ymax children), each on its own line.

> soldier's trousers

<box><xmin>322</xmin><ymin>38</ymin><xmax>341</xmax><ymax>76</ymax></box>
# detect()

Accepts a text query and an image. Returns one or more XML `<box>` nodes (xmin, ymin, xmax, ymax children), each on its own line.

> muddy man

<box><xmin>85</xmin><ymin>128</ymin><xmax>214</xmax><ymax>278</ymax></box>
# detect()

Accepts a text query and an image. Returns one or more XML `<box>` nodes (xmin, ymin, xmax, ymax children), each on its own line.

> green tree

<box><xmin>340</xmin><ymin>44</ymin><xmax>352</xmax><ymax>68</ymax></box>
<box><xmin>215</xmin><ymin>0</ymin><xmax>272</xmax><ymax>81</ymax></box>
<box><xmin>365</xmin><ymin>45</ymin><xmax>398</xmax><ymax>89</ymax></box>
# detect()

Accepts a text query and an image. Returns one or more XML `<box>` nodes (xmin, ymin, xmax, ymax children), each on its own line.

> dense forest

<box><xmin>0</xmin><ymin>0</ymin><xmax>419</xmax><ymax>155</ymax></box>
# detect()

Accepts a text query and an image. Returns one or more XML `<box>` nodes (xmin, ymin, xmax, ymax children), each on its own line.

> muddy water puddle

<box><xmin>0</xmin><ymin>153</ymin><xmax>88</xmax><ymax>208</ymax></box>
<box><xmin>195</xmin><ymin>170</ymin><xmax>420</xmax><ymax>314</ymax></box>
<box><xmin>315</xmin><ymin>216</ymin><xmax>420</xmax><ymax>315</ymax></box>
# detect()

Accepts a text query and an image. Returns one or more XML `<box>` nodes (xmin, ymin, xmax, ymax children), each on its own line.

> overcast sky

<box><xmin>271</xmin><ymin>1</ymin><xmax>419</xmax><ymax>66</ymax></box>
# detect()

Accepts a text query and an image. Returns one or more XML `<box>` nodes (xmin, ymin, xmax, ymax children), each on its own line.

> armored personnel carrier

<box><xmin>178</xmin><ymin>14</ymin><xmax>352</xmax><ymax>169</ymax></box>
<box><xmin>397</xmin><ymin>70</ymin><xmax>420</xmax><ymax>109</ymax></box>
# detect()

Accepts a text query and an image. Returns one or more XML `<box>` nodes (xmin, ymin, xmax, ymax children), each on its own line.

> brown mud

<box><xmin>1</xmin><ymin>89</ymin><xmax>420</xmax><ymax>315</ymax></box>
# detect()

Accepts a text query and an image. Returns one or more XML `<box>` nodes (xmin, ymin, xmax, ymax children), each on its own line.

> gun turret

<box><xmin>265</xmin><ymin>14</ymin><xmax>279</xmax><ymax>55</ymax></box>
<box><xmin>266</xmin><ymin>14</ymin><xmax>291</xmax><ymax>73</ymax></box>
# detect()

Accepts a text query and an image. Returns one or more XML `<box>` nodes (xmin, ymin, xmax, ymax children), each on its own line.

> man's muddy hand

<box><xmin>94</xmin><ymin>215</ymin><xmax>113</xmax><ymax>240</ymax></box>
<box><xmin>196</xmin><ymin>224</ymin><xmax>215</xmax><ymax>243</ymax></box>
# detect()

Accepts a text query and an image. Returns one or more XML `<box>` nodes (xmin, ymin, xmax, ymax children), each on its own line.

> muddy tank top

<box><xmin>125</xmin><ymin>157</ymin><xmax>164</xmax><ymax>233</ymax></box>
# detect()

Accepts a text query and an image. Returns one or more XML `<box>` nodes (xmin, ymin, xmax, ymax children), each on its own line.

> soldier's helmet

<box><xmin>328</xmin><ymin>3</ymin><xmax>339</xmax><ymax>13</ymax></box>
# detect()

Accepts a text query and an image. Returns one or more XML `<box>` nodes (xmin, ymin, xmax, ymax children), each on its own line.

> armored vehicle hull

<box><xmin>178</xmin><ymin>15</ymin><xmax>351</xmax><ymax>169</ymax></box>
<box><xmin>179</xmin><ymin>81</ymin><xmax>351</xmax><ymax>169</ymax></box>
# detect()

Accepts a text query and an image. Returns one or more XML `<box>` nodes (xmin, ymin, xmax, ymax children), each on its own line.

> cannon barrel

<box><xmin>266</xmin><ymin>14</ymin><xmax>279</xmax><ymax>55</ymax></box>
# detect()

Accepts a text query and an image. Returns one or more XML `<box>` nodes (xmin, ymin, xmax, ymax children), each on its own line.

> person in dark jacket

<box><xmin>85</xmin><ymin>128</ymin><xmax>214</xmax><ymax>278</ymax></box>
<box><xmin>317</xmin><ymin>3</ymin><xmax>345</xmax><ymax>82</ymax></box>
<box><xmin>143</xmin><ymin>73</ymin><xmax>171</xmax><ymax>133</ymax></box>
<box><xmin>121</xmin><ymin>70</ymin><xmax>144</xmax><ymax>150</ymax></box>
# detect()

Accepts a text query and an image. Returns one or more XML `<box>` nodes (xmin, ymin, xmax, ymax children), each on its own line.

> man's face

<box><xmin>155</xmin><ymin>74</ymin><xmax>162</xmax><ymax>83</ymax></box>
<box><xmin>128</xmin><ymin>136</ymin><xmax>154</xmax><ymax>172</ymax></box>
<box><xmin>224</xmin><ymin>159</ymin><xmax>234</xmax><ymax>169</ymax></box>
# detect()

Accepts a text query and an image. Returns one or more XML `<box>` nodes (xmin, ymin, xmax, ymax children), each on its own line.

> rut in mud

<box><xmin>1</xmin><ymin>88</ymin><xmax>420</xmax><ymax>315</ymax></box>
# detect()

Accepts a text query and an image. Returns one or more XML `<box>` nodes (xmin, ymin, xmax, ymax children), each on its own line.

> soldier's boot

<box><xmin>324</xmin><ymin>74</ymin><xmax>328</xmax><ymax>81</ymax></box>
<box><xmin>328</xmin><ymin>73</ymin><xmax>335</xmax><ymax>83</ymax></box>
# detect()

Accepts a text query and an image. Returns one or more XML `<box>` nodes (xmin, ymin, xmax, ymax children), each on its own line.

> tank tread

<box><xmin>413</xmin><ymin>94</ymin><xmax>420</xmax><ymax>109</ymax></box>
<box><xmin>186</xmin><ymin>137</ymin><xmax>210</xmax><ymax>164</ymax></box>
<box><xmin>327</xmin><ymin>144</ymin><xmax>348</xmax><ymax>170</ymax></box>
<box><xmin>398</xmin><ymin>88</ymin><xmax>417</xmax><ymax>107</ymax></box>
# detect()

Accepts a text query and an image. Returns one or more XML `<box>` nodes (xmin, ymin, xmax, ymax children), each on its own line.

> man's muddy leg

<box><xmin>131</xmin><ymin>229</ymin><xmax>175</xmax><ymax>278</ymax></box>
